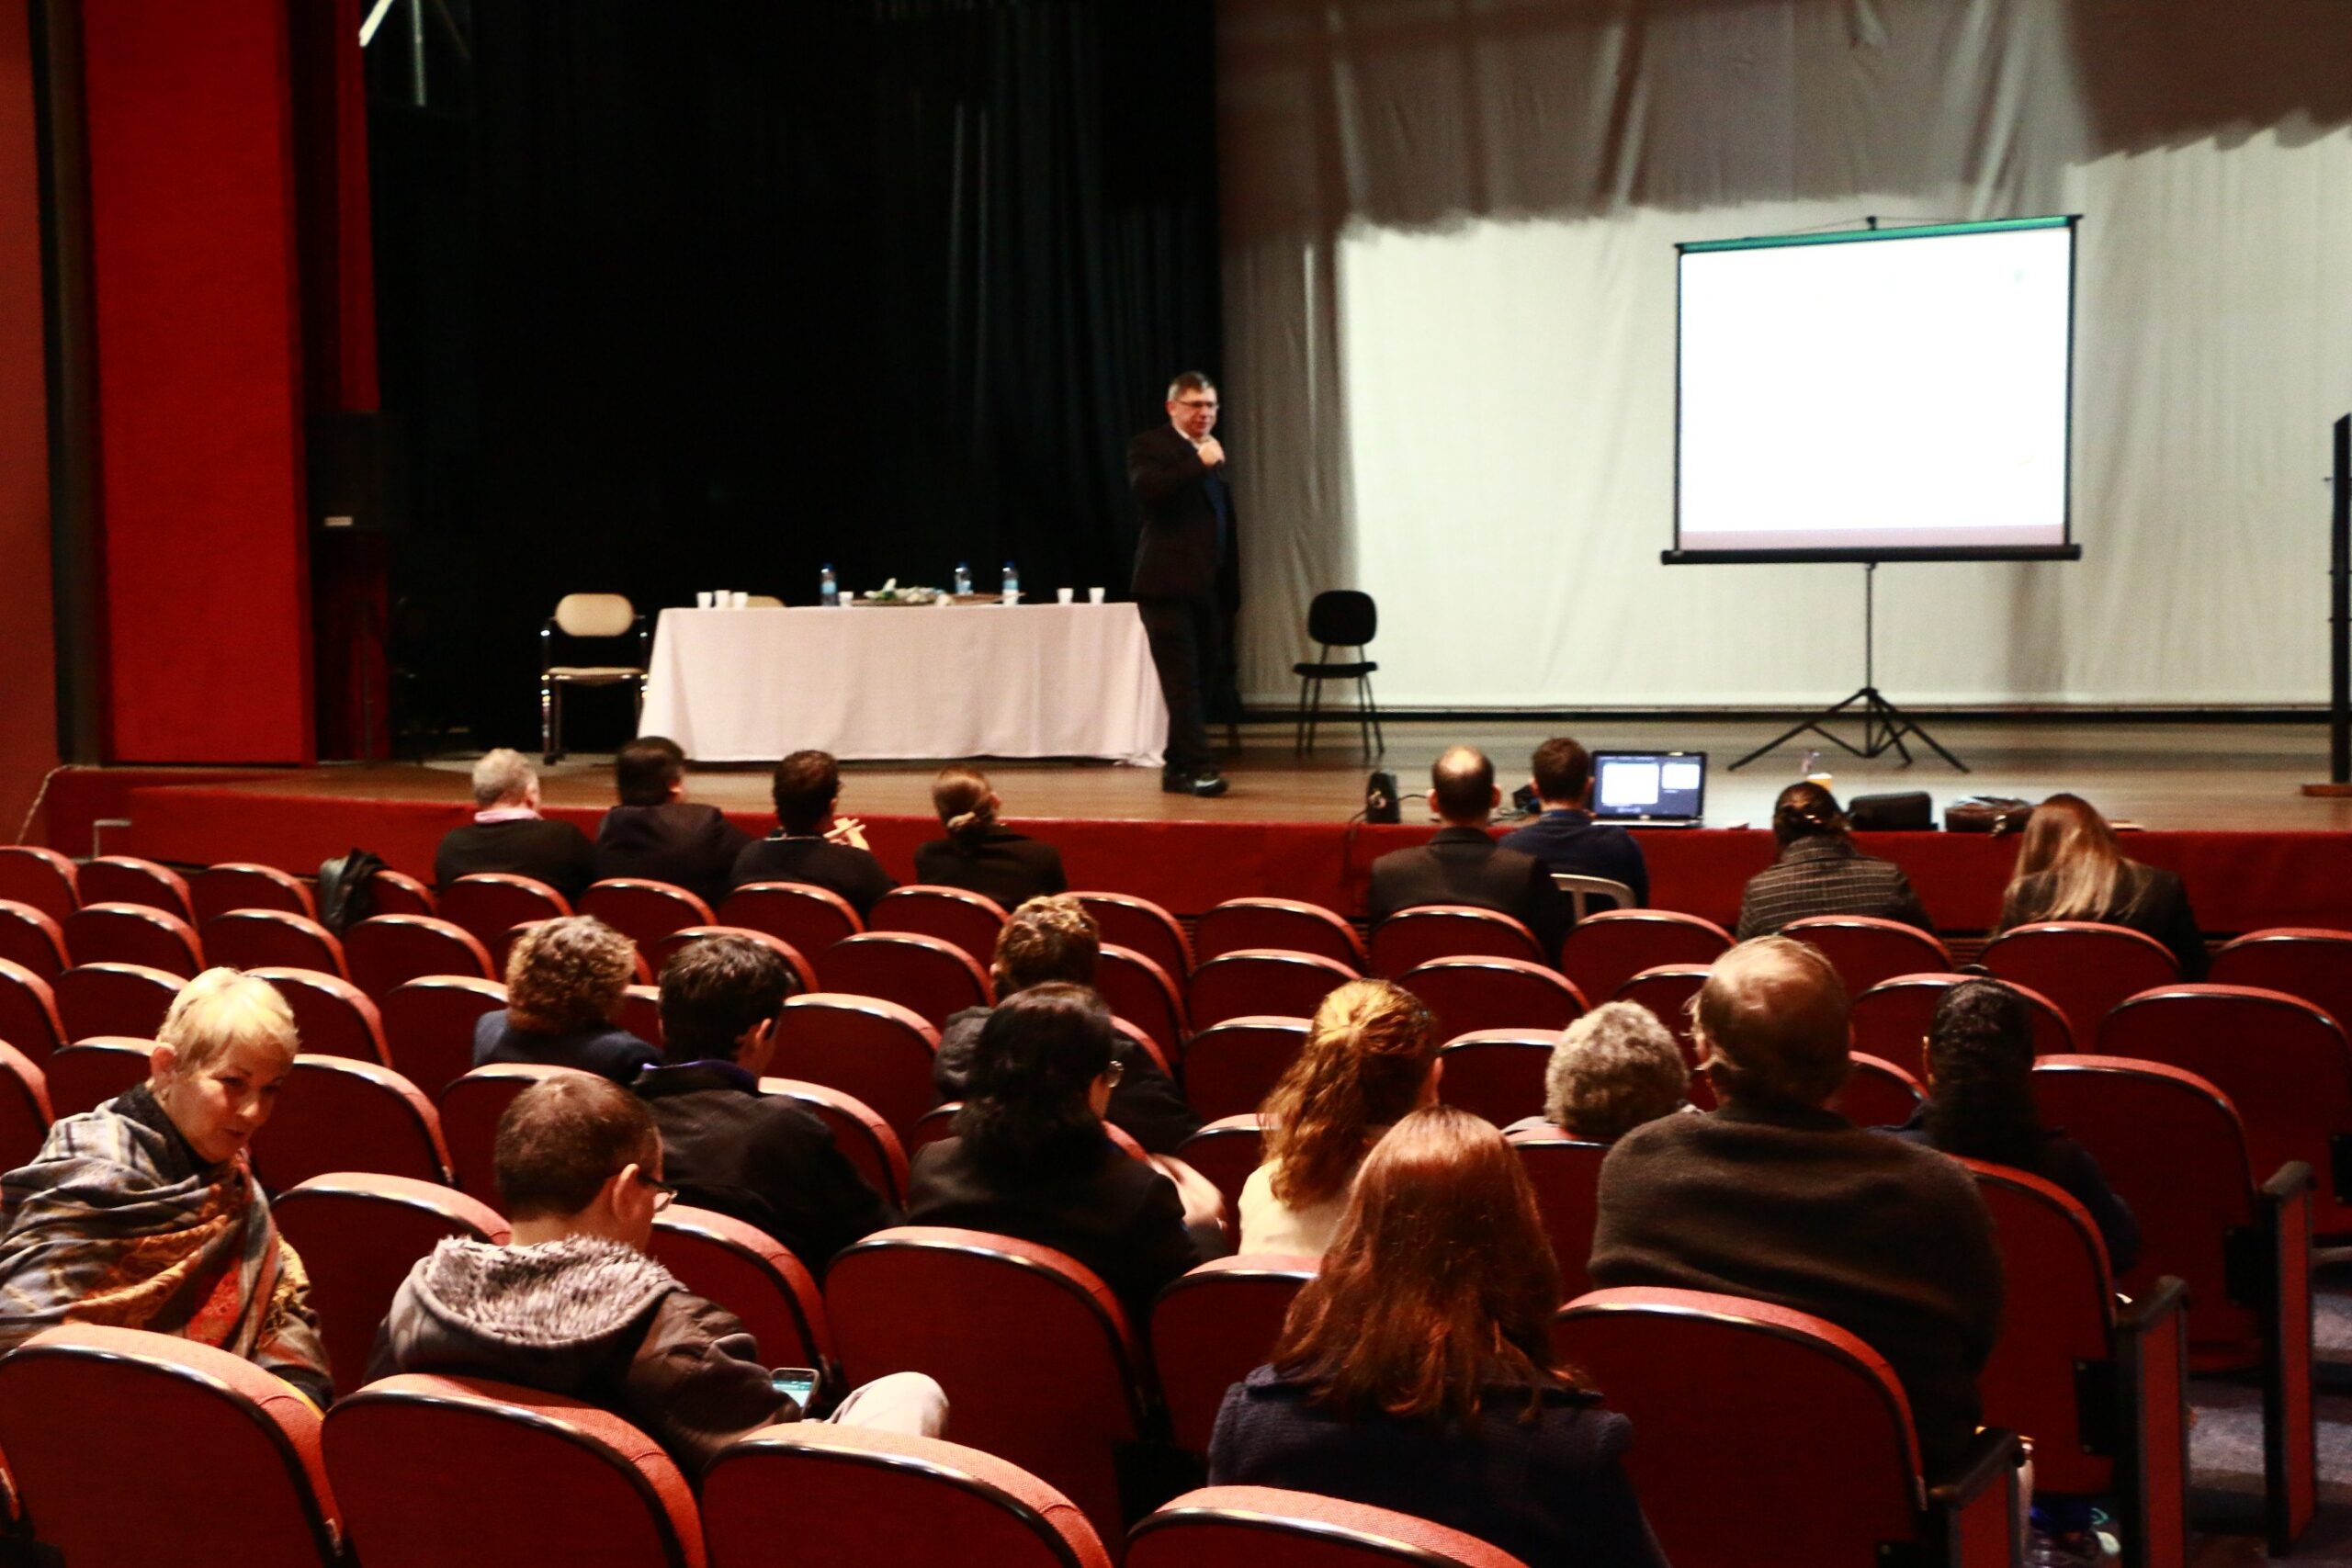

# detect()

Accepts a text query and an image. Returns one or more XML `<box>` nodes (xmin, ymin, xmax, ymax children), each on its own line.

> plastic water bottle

<box><xmin>954</xmin><ymin>562</ymin><xmax>973</xmax><ymax>597</ymax></box>
<box><xmin>1001</xmin><ymin>561</ymin><xmax>1019</xmax><ymax>605</ymax></box>
<box><xmin>820</xmin><ymin>565</ymin><xmax>839</xmax><ymax>607</ymax></box>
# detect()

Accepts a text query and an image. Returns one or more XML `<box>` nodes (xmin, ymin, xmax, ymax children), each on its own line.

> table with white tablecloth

<box><xmin>637</xmin><ymin>604</ymin><xmax>1168</xmax><ymax>764</ymax></box>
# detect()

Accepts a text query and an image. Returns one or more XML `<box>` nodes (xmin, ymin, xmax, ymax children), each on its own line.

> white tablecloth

<box><xmin>638</xmin><ymin>604</ymin><xmax>1168</xmax><ymax>765</ymax></box>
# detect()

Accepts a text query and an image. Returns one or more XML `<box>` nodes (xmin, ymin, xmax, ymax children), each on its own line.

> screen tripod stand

<box><xmin>1726</xmin><ymin>562</ymin><xmax>1970</xmax><ymax>773</ymax></box>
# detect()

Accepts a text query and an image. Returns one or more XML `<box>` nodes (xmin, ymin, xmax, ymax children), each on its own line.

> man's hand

<box><xmin>825</xmin><ymin>817</ymin><xmax>871</xmax><ymax>851</ymax></box>
<box><xmin>1193</xmin><ymin>436</ymin><xmax>1226</xmax><ymax>468</ymax></box>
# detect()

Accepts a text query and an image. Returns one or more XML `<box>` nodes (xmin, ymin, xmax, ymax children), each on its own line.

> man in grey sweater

<box><xmin>1588</xmin><ymin>935</ymin><xmax>2002</xmax><ymax>1477</ymax></box>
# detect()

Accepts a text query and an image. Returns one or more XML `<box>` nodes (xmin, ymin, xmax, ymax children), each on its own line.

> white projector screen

<box><xmin>1672</xmin><ymin>217</ymin><xmax>2081</xmax><ymax>563</ymax></box>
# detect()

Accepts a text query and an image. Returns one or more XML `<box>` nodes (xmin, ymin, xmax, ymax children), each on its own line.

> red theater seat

<box><xmin>621</xmin><ymin>983</ymin><xmax>663</xmax><ymax>1047</ymax></box>
<box><xmin>1557</xmin><ymin>908</ymin><xmax>1731</xmax><ymax>1007</ymax></box>
<box><xmin>440</xmin><ymin>1062</ymin><xmax>593</xmax><ymax>1207</ymax></box>
<box><xmin>650</xmin><ymin>925</ymin><xmax>817</xmax><ymax>994</ymax></box>
<box><xmin>190</xmin><ymin>862</ymin><xmax>315</xmax><ymax>925</ymax></box>
<box><xmin>581</xmin><ymin>877</ymin><xmax>716</xmax><ymax>955</ymax></box>
<box><xmin>1505</xmin><ymin>1123</ymin><xmax>1608</xmax><ymax>1297</ymax></box>
<box><xmin>62</xmin><ymin>902</ymin><xmax>203</xmax><ymax>977</ymax></box>
<box><xmin>1982</xmin><ymin>920</ymin><xmax>2177</xmax><ymax>1045</ymax></box>
<box><xmin>1852</xmin><ymin>972</ymin><xmax>2074</xmax><ymax>1066</ymax></box>
<box><xmin>44</xmin><ymin>1039</ymin><xmax>153</xmax><ymax>1116</ymax></box>
<box><xmin>206</xmin><ymin>910</ymin><xmax>347</xmax><ymax>979</ymax></box>
<box><xmin>1371</xmin><ymin>904</ymin><xmax>1544</xmax><ymax>976</ymax></box>
<box><xmin>1073</xmin><ymin>889</ymin><xmax>1193</xmax><ymax>980</ymax></box>
<box><xmin>2211</xmin><ymin>926</ymin><xmax>2352</xmax><ymax>1031</ymax></box>
<box><xmin>1151</xmin><ymin>1256</ymin><xmax>1317</xmax><ymax>1454</ymax></box>
<box><xmin>1197</xmin><ymin>897</ymin><xmax>1365</xmax><ymax>969</ymax></box>
<box><xmin>78</xmin><ymin>855</ymin><xmax>193</xmax><ymax>922</ymax></box>
<box><xmin>380</xmin><ymin>975</ymin><xmax>506</xmax><ymax>1096</ymax></box>
<box><xmin>1781</xmin><ymin>915</ymin><xmax>1952</xmax><ymax>995</ymax></box>
<box><xmin>827</xmin><ymin>1226</ymin><xmax>1147</xmax><ymax>1543</ymax></box>
<box><xmin>719</xmin><ymin>882</ymin><xmax>863</xmax><ymax>970</ymax></box>
<box><xmin>0</xmin><ymin>1324</ymin><xmax>344</xmax><ymax>1568</ymax></box>
<box><xmin>251</xmin><ymin>966</ymin><xmax>387</xmax><ymax>1065</ymax></box>
<box><xmin>871</xmin><ymin>885</ymin><xmax>1009</xmax><ymax>966</ymax></box>
<box><xmin>274</xmin><ymin>1174</ymin><xmax>511</xmax><ymax>1399</ymax></box>
<box><xmin>0</xmin><ymin>1040</ymin><xmax>51</xmax><ymax>1168</ymax></box>
<box><xmin>54</xmin><ymin>962</ymin><xmax>183</xmax><ymax>1043</ymax></box>
<box><xmin>0</xmin><ymin>956</ymin><xmax>66</xmax><ymax>1064</ymax></box>
<box><xmin>1610</xmin><ymin>964</ymin><xmax>1711</xmax><ymax>1100</ymax></box>
<box><xmin>0</xmin><ymin>898</ymin><xmax>67</xmax><ymax>978</ymax></box>
<box><xmin>252</xmin><ymin>1055</ymin><xmax>452</xmax><ymax>1191</ymax></box>
<box><xmin>1096</xmin><ymin>942</ymin><xmax>1189</xmax><ymax>1063</ymax></box>
<box><xmin>1835</xmin><ymin>1051</ymin><xmax>1926</xmax><ymax>1130</ymax></box>
<box><xmin>823</xmin><ymin>931</ymin><xmax>993</xmax><ymax>1029</ymax></box>
<box><xmin>760</xmin><ymin>1077</ymin><xmax>909</xmax><ymax>1206</ymax></box>
<box><xmin>703</xmin><ymin>1424</ymin><xmax>1111</xmax><ymax>1568</ymax></box>
<box><xmin>909</xmin><ymin>1101</ymin><xmax>961</xmax><ymax>1156</ymax></box>
<box><xmin>1438</xmin><ymin>1028</ymin><xmax>1556</xmax><ymax>1127</ymax></box>
<box><xmin>367</xmin><ymin>869</ymin><xmax>438</xmax><ymax>918</ymax></box>
<box><xmin>1129</xmin><ymin>1488</ymin><xmax>1532</xmax><ymax>1568</ymax></box>
<box><xmin>324</xmin><ymin>1374</ymin><xmax>704</xmax><ymax>1568</ymax></box>
<box><xmin>1183</xmin><ymin>1015</ymin><xmax>1311</xmax><ymax>1123</ymax></box>
<box><xmin>650</xmin><ymin>1205</ymin><xmax>835</xmax><ymax>1381</ymax></box>
<box><xmin>1397</xmin><ymin>955</ymin><xmax>1585</xmax><ymax>1041</ymax></box>
<box><xmin>1554</xmin><ymin>1286</ymin><xmax>2020</xmax><ymax>1568</ymax></box>
<box><xmin>437</xmin><ymin>874</ymin><xmax>571</xmax><ymax>953</ymax></box>
<box><xmin>0</xmin><ymin>844</ymin><xmax>77</xmax><ymax>922</ymax></box>
<box><xmin>345</xmin><ymin>915</ymin><xmax>495</xmax><ymax>1001</ymax></box>
<box><xmin>1191</xmin><ymin>948</ymin><xmax>1355</xmax><ymax>1030</ymax></box>
<box><xmin>772</xmin><ymin>991</ymin><xmax>940</xmax><ymax>1142</ymax></box>
<box><xmin>1178</xmin><ymin>1112</ymin><xmax>1268</xmax><ymax>1220</ymax></box>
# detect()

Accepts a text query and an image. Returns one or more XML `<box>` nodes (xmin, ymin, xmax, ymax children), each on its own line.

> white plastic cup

<box><xmin>696</xmin><ymin>591</ymin><xmax>716</xmax><ymax>609</ymax></box>
<box><xmin>730</xmin><ymin>591</ymin><xmax>750</xmax><ymax>608</ymax></box>
<box><xmin>1088</xmin><ymin>587</ymin><xmax>1106</xmax><ymax>604</ymax></box>
<box><xmin>1057</xmin><ymin>587</ymin><xmax>1075</xmax><ymax>604</ymax></box>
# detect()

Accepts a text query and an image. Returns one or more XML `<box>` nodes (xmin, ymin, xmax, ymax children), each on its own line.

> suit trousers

<box><xmin>1138</xmin><ymin>593</ymin><xmax>1219</xmax><ymax>774</ymax></box>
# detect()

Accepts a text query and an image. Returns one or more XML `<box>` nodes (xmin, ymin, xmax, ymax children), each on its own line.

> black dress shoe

<box><xmin>1161</xmin><ymin>769</ymin><xmax>1229</xmax><ymax>797</ymax></box>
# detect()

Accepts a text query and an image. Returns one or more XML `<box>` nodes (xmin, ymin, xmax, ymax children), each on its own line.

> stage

<box><xmin>38</xmin><ymin>716</ymin><xmax>2352</xmax><ymax>939</ymax></box>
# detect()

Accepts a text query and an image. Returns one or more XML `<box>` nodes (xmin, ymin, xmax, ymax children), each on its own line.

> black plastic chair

<box><xmin>1292</xmin><ymin>590</ymin><xmax>1383</xmax><ymax>756</ymax></box>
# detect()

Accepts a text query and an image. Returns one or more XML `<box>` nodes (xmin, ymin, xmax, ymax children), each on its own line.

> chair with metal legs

<box><xmin>539</xmin><ymin>593</ymin><xmax>650</xmax><ymax>762</ymax></box>
<box><xmin>1292</xmin><ymin>590</ymin><xmax>1384</xmax><ymax>756</ymax></box>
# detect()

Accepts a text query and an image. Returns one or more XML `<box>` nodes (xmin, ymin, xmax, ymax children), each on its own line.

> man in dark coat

<box><xmin>1368</xmin><ymin>745</ymin><xmax>1575</xmax><ymax>963</ymax></box>
<box><xmin>434</xmin><ymin>748</ymin><xmax>596</xmax><ymax>899</ymax></box>
<box><xmin>729</xmin><ymin>750</ymin><xmax>896</xmax><ymax>917</ymax></box>
<box><xmin>592</xmin><ymin>736</ymin><xmax>752</xmax><ymax>910</ymax></box>
<box><xmin>1128</xmin><ymin>370</ymin><xmax>1236</xmax><ymax>797</ymax></box>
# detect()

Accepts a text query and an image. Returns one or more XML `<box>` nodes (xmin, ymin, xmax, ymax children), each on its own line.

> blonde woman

<box><xmin>472</xmin><ymin>915</ymin><xmax>656</xmax><ymax>1083</ymax></box>
<box><xmin>1543</xmin><ymin>1001</ymin><xmax>1690</xmax><ymax>1142</ymax></box>
<box><xmin>1996</xmin><ymin>794</ymin><xmax>2205</xmax><ymax>977</ymax></box>
<box><xmin>1241</xmin><ymin>979</ymin><xmax>1440</xmax><ymax>1256</ymax></box>
<box><xmin>0</xmin><ymin>968</ymin><xmax>332</xmax><ymax>1404</ymax></box>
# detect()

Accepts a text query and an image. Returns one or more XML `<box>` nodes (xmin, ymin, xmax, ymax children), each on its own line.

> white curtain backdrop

<box><xmin>1216</xmin><ymin>0</ymin><xmax>2352</xmax><ymax>707</ymax></box>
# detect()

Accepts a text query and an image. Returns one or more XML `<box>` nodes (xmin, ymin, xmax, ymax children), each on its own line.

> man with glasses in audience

<box><xmin>1129</xmin><ymin>370</ymin><xmax>1237</xmax><ymax>798</ymax></box>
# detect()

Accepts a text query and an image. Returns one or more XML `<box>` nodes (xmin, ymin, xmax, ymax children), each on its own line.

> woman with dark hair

<box><xmin>1890</xmin><ymin>978</ymin><xmax>2138</xmax><ymax>1270</ymax></box>
<box><xmin>1243</xmin><ymin>979</ymin><xmax>1438</xmax><ymax>1256</ymax></box>
<box><xmin>911</xmin><ymin>766</ymin><xmax>1067</xmax><ymax>909</ymax></box>
<box><xmin>1733</xmin><ymin>781</ymin><xmax>1933</xmax><ymax>939</ymax></box>
<box><xmin>1212</xmin><ymin>1106</ymin><xmax>1664</xmax><ymax>1567</ymax></box>
<box><xmin>1996</xmin><ymin>794</ymin><xmax>2205</xmax><ymax>978</ymax></box>
<box><xmin>904</xmin><ymin>983</ymin><xmax>1225</xmax><ymax>1314</ymax></box>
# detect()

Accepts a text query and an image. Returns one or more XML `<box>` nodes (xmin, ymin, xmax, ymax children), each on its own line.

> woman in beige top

<box><xmin>1239</xmin><ymin>979</ymin><xmax>1441</xmax><ymax>1256</ymax></box>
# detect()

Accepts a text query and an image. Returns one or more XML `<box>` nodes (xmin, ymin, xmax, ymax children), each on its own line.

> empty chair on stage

<box><xmin>1735</xmin><ymin>783</ymin><xmax>1932</xmax><ymax>941</ymax></box>
<box><xmin>1995</xmin><ymin>793</ymin><xmax>2206</xmax><ymax>978</ymax></box>
<box><xmin>729</xmin><ymin>748</ymin><xmax>894</xmax><ymax>917</ymax></box>
<box><xmin>912</xmin><ymin>765</ymin><xmax>1068</xmax><ymax>909</ymax></box>
<box><xmin>434</xmin><ymin>749</ymin><xmax>596</xmax><ymax>900</ymax></box>
<box><xmin>471</xmin><ymin>914</ymin><xmax>656</xmax><ymax>1085</ymax></box>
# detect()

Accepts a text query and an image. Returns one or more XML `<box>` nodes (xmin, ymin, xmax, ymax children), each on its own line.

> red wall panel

<box><xmin>0</xmin><ymin>0</ymin><xmax>57</xmax><ymax>826</ymax></box>
<box><xmin>82</xmin><ymin>0</ymin><xmax>313</xmax><ymax>762</ymax></box>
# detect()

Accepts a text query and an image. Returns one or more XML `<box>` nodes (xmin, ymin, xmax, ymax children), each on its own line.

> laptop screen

<box><xmin>1590</xmin><ymin>751</ymin><xmax>1708</xmax><ymax>823</ymax></box>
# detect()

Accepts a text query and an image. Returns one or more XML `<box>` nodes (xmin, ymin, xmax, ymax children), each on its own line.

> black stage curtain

<box><xmin>368</xmin><ymin>0</ymin><xmax>1222</xmax><ymax>751</ymax></box>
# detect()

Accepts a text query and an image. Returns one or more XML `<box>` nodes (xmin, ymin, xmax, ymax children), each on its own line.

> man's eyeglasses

<box><xmin>632</xmin><ymin>1168</ymin><xmax>678</xmax><ymax>1213</ymax></box>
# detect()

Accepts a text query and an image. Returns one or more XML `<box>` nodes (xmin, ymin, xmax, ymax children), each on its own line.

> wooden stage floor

<box><xmin>265</xmin><ymin>716</ymin><xmax>2352</xmax><ymax>835</ymax></box>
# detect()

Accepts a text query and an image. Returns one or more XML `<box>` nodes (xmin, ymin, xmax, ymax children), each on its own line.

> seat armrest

<box><xmin>2256</xmin><ymin>1160</ymin><xmax>2317</xmax><ymax>1553</ymax></box>
<box><xmin>1924</xmin><ymin>1426</ymin><xmax>2021</xmax><ymax>1510</ymax></box>
<box><xmin>2113</xmin><ymin>1275</ymin><xmax>2191</xmax><ymax>1568</ymax></box>
<box><xmin>1925</xmin><ymin>1427</ymin><xmax>2022</xmax><ymax>1568</ymax></box>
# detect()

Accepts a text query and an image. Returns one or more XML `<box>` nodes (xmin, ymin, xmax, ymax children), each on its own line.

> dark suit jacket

<box><xmin>636</xmin><ymin>1062</ymin><xmax>897</xmax><ymax>1270</ymax></box>
<box><xmin>1128</xmin><ymin>423</ymin><xmax>1231</xmax><ymax>600</ymax></box>
<box><xmin>729</xmin><ymin>836</ymin><xmax>897</xmax><ymax>919</ymax></box>
<box><xmin>593</xmin><ymin>803</ymin><xmax>753</xmax><ymax>911</ymax></box>
<box><xmin>911</xmin><ymin>829</ymin><xmax>1067</xmax><ymax>910</ymax></box>
<box><xmin>1996</xmin><ymin>861</ymin><xmax>2207</xmax><ymax>980</ymax></box>
<box><xmin>1368</xmin><ymin>826</ymin><xmax>1574</xmax><ymax>962</ymax></box>
<box><xmin>435</xmin><ymin>817</ymin><xmax>598</xmax><ymax>901</ymax></box>
<box><xmin>1498</xmin><ymin>809</ymin><xmax>1650</xmax><ymax>909</ymax></box>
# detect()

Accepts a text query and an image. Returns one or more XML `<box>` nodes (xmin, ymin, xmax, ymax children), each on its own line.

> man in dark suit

<box><xmin>434</xmin><ymin>749</ymin><xmax>596</xmax><ymax>898</ymax></box>
<box><xmin>1128</xmin><ymin>370</ymin><xmax>1234</xmax><ymax>797</ymax></box>
<box><xmin>1368</xmin><ymin>746</ymin><xmax>1575</xmax><ymax>963</ymax></box>
<box><xmin>592</xmin><ymin>736</ymin><xmax>753</xmax><ymax>910</ymax></box>
<box><xmin>1499</xmin><ymin>737</ymin><xmax>1650</xmax><ymax>909</ymax></box>
<box><xmin>729</xmin><ymin>750</ymin><xmax>897</xmax><ymax>918</ymax></box>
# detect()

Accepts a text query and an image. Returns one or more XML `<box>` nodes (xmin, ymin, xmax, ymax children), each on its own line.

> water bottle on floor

<box><xmin>1001</xmin><ymin>561</ymin><xmax>1019</xmax><ymax>604</ymax></box>
<box><xmin>820</xmin><ymin>564</ymin><xmax>839</xmax><ymax>607</ymax></box>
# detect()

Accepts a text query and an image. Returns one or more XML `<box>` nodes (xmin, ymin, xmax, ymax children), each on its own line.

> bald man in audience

<box><xmin>1366</xmin><ymin>746</ymin><xmax>1573</xmax><ymax>962</ymax></box>
<box><xmin>1588</xmin><ymin>937</ymin><xmax>2003</xmax><ymax>1477</ymax></box>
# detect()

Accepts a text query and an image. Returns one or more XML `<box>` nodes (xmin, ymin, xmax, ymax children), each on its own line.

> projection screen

<box><xmin>1669</xmin><ymin>216</ymin><xmax>2082</xmax><ymax>564</ymax></box>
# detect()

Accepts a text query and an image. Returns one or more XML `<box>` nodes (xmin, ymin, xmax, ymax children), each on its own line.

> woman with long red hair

<box><xmin>1210</xmin><ymin>1105</ymin><xmax>1664</xmax><ymax>1567</ymax></box>
<box><xmin>1996</xmin><ymin>793</ymin><xmax>2205</xmax><ymax>977</ymax></box>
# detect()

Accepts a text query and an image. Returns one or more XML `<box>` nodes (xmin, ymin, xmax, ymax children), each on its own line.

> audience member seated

<box><xmin>931</xmin><ymin>895</ymin><xmax>1199</xmax><ymax>1155</ymax></box>
<box><xmin>1240</xmin><ymin>979</ymin><xmax>1437</xmax><ymax>1256</ymax></box>
<box><xmin>638</xmin><ymin>935</ymin><xmax>896</xmax><ymax>1270</ymax></box>
<box><xmin>729</xmin><ymin>749</ymin><xmax>896</xmax><ymax>918</ymax></box>
<box><xmin>473</xmin><ymin>916</ymin><xmax>658</xmax><ymax>1084</ymax></box>
<box><xmin>1589</xmin><ymin>937</ymin><xmax>2000</xmax><ymax>1475</ymax></box>
<box><xmin>905</xmin><ymin>984</ymin><xmax>1227</xmax><ymax>1317</ymax></box>
<box><xmin>1367</xmin><ymin>745</ymin><xmax>1573</xmax><ymax>962</ymax></box>
<box><xmin>1995</xmin><ymin>793</ymin><xmax>2206</xmax><ymax>978</ymax></box>
<box><xmin>1498</xmin><ymin>737</ymin><xmax>1649</xmax><ymax>908</ymax></box>
<box><xmin>1538</xmin><ymin>1001</ymin><xmax>1690</xmax><ymax>1142</ymax></box>
<box><xmin>0</xmin><ymin>969</ymin><xmax>332</xmax><ymax>1406</ymax></box>
<box><xmin>1734</xmin><ymin>782</ymin><xmax>1933</xmax><ymax>940</ymax></box>
<box><xmin>912</xmin><ymin>765</ymin><xmax>1068</xmax><ymax>908</ymax></box>
<box><xmin>434</xmin><ymin>748</ymin><xmax>596</xmax><ymax>899</ymax></box>
<box><xmin>370</xmin><ymin>1075</ymin><xmax>945</xmax><ymax>1478</ymax></box>
<box><xmin>594</xmin><ymin>735</ymin><xmax>754</xmax><ymax>909</ymax></box>
<box><xmin>1888</xmin><ymin>977</ymin><xmax>2138</xmax><ymax>1271</ymax></box>
<box><xmin>1210</xmin><ymin>1105</ymin><xmax>1666</xmax><ymax>1568</ymax></box>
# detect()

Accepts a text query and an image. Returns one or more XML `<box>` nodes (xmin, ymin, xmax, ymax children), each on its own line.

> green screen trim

<box><xmin>1679</xmin><ymin>215</ymin><xmax>2075</xmax><ymax>254</ymax></box>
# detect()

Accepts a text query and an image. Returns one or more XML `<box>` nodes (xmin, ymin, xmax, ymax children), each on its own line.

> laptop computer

<box><xmin>1589</xmin><ymin>750</ymin><xmax>1708</xmax><ymax>828</ymax></box>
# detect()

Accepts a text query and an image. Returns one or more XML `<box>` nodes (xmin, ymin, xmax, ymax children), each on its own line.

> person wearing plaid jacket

<box><xmin>1734</xmin><ymin>782</ymin><xmax>1933</xmax><ymax>941</ymax></box>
